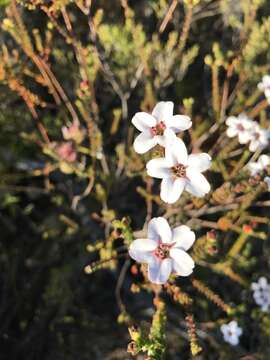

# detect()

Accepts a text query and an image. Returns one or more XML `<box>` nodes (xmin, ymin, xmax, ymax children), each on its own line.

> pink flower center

<box><xmin>154</xmin><ymin>242</ymin><xmax>175</xmax><ymax>260</ymax></box>
<box><xmin>151</xmin><ymin>121</ymin><xmax>166</xmax><ymax>136</ymax></box>
<box><xmin>171</xmin><ymin>163</ymin><xmax>187</xmax><ymax>178</ymax></box>
<box><xmin>236</xmin><ymin>124</ymin><xmax>245</xmax><ymax>131</ymax></box>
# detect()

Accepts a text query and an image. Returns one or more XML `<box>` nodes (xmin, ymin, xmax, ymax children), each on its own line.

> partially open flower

<box><xmin>146</xmin><ymin>136</ymin><xmax>211</xmax><ymax>203</ymax></box>
<box><xmin>129</xmin><ymin>217</ymin><xmax>195</xmax><ymax>284</ymax></box>
<box><xmin>132</xmin><ymin>101</ymin><xmax>192</xmax><ymax>154</ymax></box>
<box><xmin>220</xmin><ymin>321</ymin><xmax>242</xmax><ymax>346</ymax></box>
<box><xmin>247</xmin><ymin>154</ymin><xmax>269</xmax><ymax>176</ymax></box>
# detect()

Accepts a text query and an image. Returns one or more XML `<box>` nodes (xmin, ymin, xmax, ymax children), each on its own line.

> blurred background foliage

<box><xmin>0</xmin><ymin>0</ymin><xmax>270</xmax><ymax>359</ymax></box>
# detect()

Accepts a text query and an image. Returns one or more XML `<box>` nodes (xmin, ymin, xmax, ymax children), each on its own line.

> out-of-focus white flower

<box><xmin>248</xmin><ymin>125</ymin><xmax>270</xmax><ymax>152</ymax></box>
<box><xmin>146</xmin><ymin>136</ymin><xmax>211</xmax><ymax>203</ymax></box>
<box><xmin>251</xmin><ymin>277</ymin><xmax>270</xmax><ymax>312</ymax></box>
<box><xmin>220</xmin><ymin>321</ymin><xmax>242</xmax><ymax>346</ymax></box>
<box><xmin>264</xmin><ymin>176</ymin><xmax>270</xmax><ymax>190</ymax></box>
<box><xmin>132</xmin><ymin>101</ymin><xmax>192</xmax><ymax>154</ymax></box>
<box><xmin>247</xmin><ymin>154</ymin><xmax>269</xmax><ymax>176</ymax></box>
<box><xmin>129</xmin><ymin>217</ymin><xmax>195</xmax><ymax>284</ymax></box>
<box><xmin>225</xmin><ymin>113</ymin><xmax>270</xmax><ymax>152</ymax></box>
<box><xmin>225</xmin><ymin>113</ymin><xmax>254</xmax><ymax>144</ymax></box>
<box><xmin>258</xmin><ymin>75</ymin><xmax>270</xmax><ymax>101</ymax></box>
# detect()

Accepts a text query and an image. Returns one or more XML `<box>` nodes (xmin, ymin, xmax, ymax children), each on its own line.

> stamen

<box><xmin>171</xmin><ymin>163</ymin><xmax>187</xmax><ymax>178</ymax></box>
<box><xmin>154</xmin><ymin>242</ymin><xmax>175</xmax><ymax>260</ymax></box>
<box><xmin>150</xmin><ymin>121</ymin><xmax>167</xmax><ymax>137</ymax></box>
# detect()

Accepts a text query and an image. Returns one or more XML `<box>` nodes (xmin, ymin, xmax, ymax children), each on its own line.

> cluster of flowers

<box><xmin>221</xmin><ymin>277</ymin><xmax>270</xmax><ymax>346</ymax></box>
<box><xmin>127</xmin><ymin>101</ymin><xmax>269</xmax><ymax>347</ymax></box>
<box><xmin>225</xmin><ymin>76</ymin><xmax>270</xmax><ymax>155</ymax></box>
<box><xmin>128</xmin><ymin>101</ymin><xmax>211</xmax><ymax>284</ymax></box>
<box><xmin>226</xmin><ymin>113</ymin><xmax>270</xmax><ymax>152</ymax></box>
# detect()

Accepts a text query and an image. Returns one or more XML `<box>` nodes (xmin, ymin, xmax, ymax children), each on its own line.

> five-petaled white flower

<box><xmin>146</xmin><ymin>136</ymin><xmax>211</xmax><ymax>203</ymax></box>
<box><xmin>132</xmin><ymin>101</ymin><xmax>192</xmax><ymax>154</ymax></box>
<box><xmin>220</xmin><ymin>321</ymin><xmax>243</xmax><ymax>346</ymax></box>
<box><xmin>247</xmin><ymin>154</ymin><xmax>269</xmax><ymax>176</ymax></box>
<box><xmin>264</xmin><ymin>176</ymin><xmax>270</xmax><ymax>190</ymax></box>
<box><xmin>251</xmin><ymin>277</ymin><xmax>270</xmax><ymax>312</ymax></box>
<box><xmin>128</xmin><ymin>217</ymin><xmax>195</xmax><ymax>284</ymax></box>
<box><xmin>248</xmin><ymin>125</ymin><xmax>270</xmax><ymax>152</ymax></box>
<box><xmin>225</xmin><ymin>113</ymin><xmax>254</xmax><ymax>144</ymax></box>
<box><xmin>258</xmin><ymin>75</ymin><xmax>270</xmax><ymax>102</ymax></box>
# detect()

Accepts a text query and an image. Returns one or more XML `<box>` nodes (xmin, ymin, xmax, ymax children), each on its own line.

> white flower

<box><xmin>264</xmin><ymin>176</ymin><xmax>270</xmax><ymax>190</ymax></box>
<box><xmin>247</xmin><ymin>154</ymin><xmax>269</xmax><ymax>176</ymax></box>
<box><xmin>128</xmin><ymin>217</ymin><xmax>195</xmax><ymax>284</ymax></box>
<box><xmin>258</xmin><ymin>75</ymin><xmax>270</xmax><ymax>101</ymax></box>
<box><xmin>251</xmin><ymin>277</ymin><xmax>270</xmax><ymax>312</ymax></box>
<box><xmin>225</xmin><ymin>114</ymin><xmax>270</xmax><ymax>152</ymax></box>
<box><xmin>132</xmin><ymin>101</ymin><xmax>192</xmax><ymax>154</ymax></box>
<box><xmin>225</xmin><ymin>113</ymin><xmax>254</xmax><ymax>144</ymax></box>
<box><xmin>146</xmin><ymin>136</ymin><xmax>211</xmax><ymax>203</ymax></box>
<box><xmin>248</xmin><ymin>125</ymin><xmax>270</xmax><ymax>152</ymax></box>
<box><xmin>220</xmin><ymin>321</ymin><xmax>242</xmax><ymax>346</ymax></box>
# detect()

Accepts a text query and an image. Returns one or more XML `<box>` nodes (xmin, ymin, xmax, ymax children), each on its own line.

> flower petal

<box><xmin>160</xmin><ymin>177</ymin><xmax>185</xmax><ymax>204</ymax></box>
<box><xmin>155</xmin><ymin>129</ymin><xmax>177</xmax><ymax>147</ymax></box>
<box><xmin>229</xmin><ymin>336</ymin><xmax>239</xmax><ymax>346</ymax></box>
<box><xmin>146</xmin><ymin>158</ymin><xmax>171</xmax><ymax>178</ymax></box>
<box><xmin>226</xmin><ymin>127</ymin><xmax>238</xmax><ymax>138</ymax></box>
<box><xmin>152</xmin><ymin>101</ymin><xmax>174</xmax><ymax>121</ymax></box>
<box><xmin>165</xmin><ymin>115</ymin><xmax>192</xmax><ymax>132</ymax></box>
<box><xmin>129</xmin><ymin>238</ymin><xmax>157</xmax><ymax>252</ymax></box>
<box><xmin>259</xmin><ymin>154</ymin><xmax>270</xmax><ymax>167</ymax></box>
<box><xmin>165</xmin><ymin>137</ymin><xmax>188</xmax><ymax>166</ymax></box>
<box><xmin>249</xmin><ymin>140</ymin><xmax>260</xmax><ymax>152</ymax></box>
<box><xmin>170</xmin><ymin>248</ymin><xmax>194</xmax><ymax>276</ymax></box>
<box><xmin>221</xmin><ymin>324</ymin><xmax>228</xmax><ymax>336</ymax></box>
<box><xmin>131</xmin><ymin>112</ymin><xmax>156</xmax><ymax>132</ymax></box>
<box><xmin>264</xmin><ymin>176</ymin><xmax>270</xmax><ymax>190</ymax></box>
<box><xmin>226</xmin><ymin>116</ymin><xmax>237</xmax><ymax>127</ymax></box>
<box><xmin>129</xmin><ymin>238</ymin><xmax>157</xmax><ymax>264</ymax></box>
<box><xmin>238</xmin><ymin>131</ymin><xmax>251</xmax><ymax>144</ymax></box>
<box><xmin>147</xmin><ymin>217</ymin><xmax>172</xmax><ymax>243</ymax></box>
<box><xmin>247</xmin><ymin>162</ymin><xmax>261</xmax><ymax>176</ymax></box>
<box><xmin>262</xmin><ymin>75</ymin><xmax>270</xmax><ymax>87</ymax></box>
<box><xmin>133</xmin><ymin>132</ymin><xmax>158</xmax><ymax>154</ymax></box>
<box><xmin>236</xmin><ymin>327</ymin><xmax>243</xmax><ymax>336</ymax></box>
<box><xmin>155</xmin><ymin>135</ymin><xmax>166</xmax><ymax>147</ymax></box>
<box><xmin>188</xmin><ymin>153</ymin><xmax>211</xmax><ymax>173</ymax></box>
<box><xmin>172</xmin><ymin>225</ymin><xmax>196</xmax><ymax>251</ymax></box>
<box><xmin>148</xmin><ymin>258</ymin><xmax>172</xmax><ymax>284</ymax></box>
<box><xmin>258</xmin><ymin>277</ymin><xmax>268</xmax><ymax>288</ymax></box>
<box><xmin>129</xmin><ymin>249</ymin><xmax>155</xmax><ymax>264</ymax></box>
<box><xmin>185</xmin><ymin>168</ymin><xmax>210</xmax><ymax>197</ymax></box>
